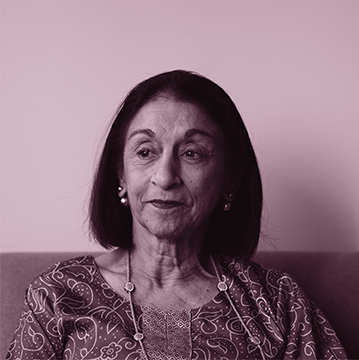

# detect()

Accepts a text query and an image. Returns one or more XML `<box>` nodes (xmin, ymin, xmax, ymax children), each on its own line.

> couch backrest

<box><xmin>1</xmin><ymin>252</ymin><xmax>358</xmax><ymax>359</ymax></box>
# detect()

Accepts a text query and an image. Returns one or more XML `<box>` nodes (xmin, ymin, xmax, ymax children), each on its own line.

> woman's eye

<box><xmin>137</xmin><ymin>148</ymin><xmax>153</xmax><ymax>159</ymax></box>
<box><xmin>185</xmin><ymin>150</ymin><xmax>196</xmax><ymax>157</ymax></box>
<box><xmin>182</xmin><ymin>149</ymin><xmax>204</xmax><ymax>160</ymax></box>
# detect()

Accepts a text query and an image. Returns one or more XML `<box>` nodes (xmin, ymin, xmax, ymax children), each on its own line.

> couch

<box><xmin>1</xmin><ymin>251</ymin><xmax>358</xmax><ymax>359</ymax></box>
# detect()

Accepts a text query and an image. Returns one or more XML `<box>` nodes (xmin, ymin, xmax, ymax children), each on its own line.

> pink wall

<box><xmin>1</xmin><ymin>1</ymin><xmax>358</xmax><ymax>252</ymax></box>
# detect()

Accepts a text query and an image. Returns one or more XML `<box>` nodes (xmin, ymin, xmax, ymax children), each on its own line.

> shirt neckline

<box><xmin>88</xmin><ymin>254</ymin><xmax>229</xmax><ymax>312</ymax></box>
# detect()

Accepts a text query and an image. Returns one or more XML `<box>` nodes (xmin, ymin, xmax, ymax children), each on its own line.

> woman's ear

<box><xmin>223</xmin><ymin>192</ymin><xmax>235</xmax><ymax>202</ymax></box>
<box><xmin>117</xmin><ymin>185</ymin><xmax>127</xmax><ymax>198</ymax></box>
<box><xmin>224</xmin><ymin>170</ymin><xmax>241</xmax><ymax>199</ymax></box>
<box><xmin>222</xmin><ymin>173</ymin><xmax>240</xmax><ymax>211</ymax></box>
<box><xmin>117</xmin><ymin>170</ymin><xmax>127</xmax><ymax>198</ymax></box>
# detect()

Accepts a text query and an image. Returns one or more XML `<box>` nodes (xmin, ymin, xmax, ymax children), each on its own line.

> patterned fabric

<box><xmin>142</xmin><ymin>307</ymin><xmax>191</xmax><ymax>359</ymax></box>
<box><xmin>6</xmin><ymin>255</ymin><xmax>347</xmax><ymax>360</ymax></box>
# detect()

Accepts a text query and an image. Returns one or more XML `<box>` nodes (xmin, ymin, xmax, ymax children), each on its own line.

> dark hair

<box><xmin>89</xmin><ymin>70</ymin><xmax>262</xmax><ymax>259</ymax></box>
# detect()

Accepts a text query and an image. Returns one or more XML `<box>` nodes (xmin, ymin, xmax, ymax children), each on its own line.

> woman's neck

<box><xmin>130</xmin><ymin>225</ymin><xmax>213</xmax><ymax>289</ymax></box>
<box><xmin>96</xmin><ymin>229</ymin><xmax>219</xmax><ymax>309</ymax></box>
<box><xmin>127</xmin><ymin>243</ymin><xmax>218</xmax><ymax>309</ymax></box>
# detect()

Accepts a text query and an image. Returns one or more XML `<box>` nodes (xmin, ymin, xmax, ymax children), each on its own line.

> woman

<box><xmin>7</xmin><ymin>70</ymin><xmax>347</xmax><ymax>359</ymax></box>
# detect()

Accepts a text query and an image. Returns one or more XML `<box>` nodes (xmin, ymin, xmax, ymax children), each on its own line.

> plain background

<box><xmin>1</xmin><ymin>0</ymin><xmax>358</xmax><ymax>253</ymax></box>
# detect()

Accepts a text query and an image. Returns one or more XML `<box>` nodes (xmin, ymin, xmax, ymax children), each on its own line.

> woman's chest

<box><xmin>58</xmin><ymin>298</ymin><xmax>281</xmax><ymax>360</ymax></box>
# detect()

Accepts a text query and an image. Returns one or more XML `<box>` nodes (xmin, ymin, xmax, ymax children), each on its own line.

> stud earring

<box><xmin>223</xmin><ymin>193</ymin><xmax>234</xmax><ymax>212</ymax></box>
<box><xmin>223</xmin><ymin>202</ymin><xmax>232</xmax><ymax>211</ymax></box>
<box><xmin>120</xmin><ymin>196</ymin><xmax>129</xmax><ymax>207</ymax></box>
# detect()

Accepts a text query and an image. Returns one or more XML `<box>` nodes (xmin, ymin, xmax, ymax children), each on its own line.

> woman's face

<box><xmin>120</xmin><ymin>97</ymin><xmax>229</xmax><ymax>241</ymax></box>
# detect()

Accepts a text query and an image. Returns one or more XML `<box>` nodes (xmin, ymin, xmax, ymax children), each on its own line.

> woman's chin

<box><xmin>143</xmin><ymin>223</ymin><xmax>187</xmax><ymax>240</ymax></box>
<box><xmin>132</xmin><ymin>207</ymin><xmax>209</xmax><ymax>242</ymax></box>
<box><xmin>135</xmin><ymin>216</ymin><xmax>192</xmax><ymax>241</ymax></box>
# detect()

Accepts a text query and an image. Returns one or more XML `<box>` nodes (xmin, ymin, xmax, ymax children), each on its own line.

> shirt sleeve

<box><xmin>6</xmin><ymin>281</ymin><xmax>63</xmax><ymax>360</ymax></box>
<box><xmin>273</xmin><ymin>273</ymin><xmax>348</xmax><ymax>360</ymax></box>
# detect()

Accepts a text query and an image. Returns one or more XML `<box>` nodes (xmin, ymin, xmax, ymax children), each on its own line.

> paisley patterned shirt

<box><xmin>6</xmin><ymin>255</ymin><xmax>347</xmax><ymax>359</ymax></box>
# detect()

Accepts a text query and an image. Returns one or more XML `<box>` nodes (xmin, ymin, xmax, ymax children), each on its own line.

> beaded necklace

<box><xmin>124</xmin><ymin>251</ymin><xmax>266</xmax><ymax>360</ymax></box>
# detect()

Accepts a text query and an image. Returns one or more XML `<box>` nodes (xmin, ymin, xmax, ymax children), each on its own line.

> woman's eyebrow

<box><xmin>184</xmin><ymin>128</ymin><xmax>214</xmax><ymax>140</ymax></box>
<box><xmin>128</xmin><ymin>128</ymin><xmax>214</xmax><ymax>141</ymax></box>
<box><xmin>128</xmin><ymin>129</ymin><xmax>155</xmax><ymax>140</ymax></box>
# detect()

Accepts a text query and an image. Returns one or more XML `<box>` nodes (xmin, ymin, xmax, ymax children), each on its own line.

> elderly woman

<box><xmin>7</xmin><ymin>70</ymin><xmax>347</xmax><ymax>359</ymax></box>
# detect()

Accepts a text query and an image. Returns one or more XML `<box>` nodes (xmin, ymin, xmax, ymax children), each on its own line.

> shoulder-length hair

<box><xmin>89</xmin><ymin>70</ymin><xmax>262</xmax><ymax>260</ymax></box>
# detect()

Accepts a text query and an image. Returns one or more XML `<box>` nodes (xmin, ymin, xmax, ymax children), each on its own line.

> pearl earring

<box><xmin>120</xmin><ymin>197</ymin><xmax>129</xmax><ymax>207</ymax></box>
<box><xmin>223</xmin><ymin>202</ymin><xmax>232</xmax><ymax>211</ymax></box>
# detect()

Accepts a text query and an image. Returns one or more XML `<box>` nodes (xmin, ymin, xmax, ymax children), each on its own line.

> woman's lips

<box><xmin>149</xmin><ymin>200</ymin><xmax>183</xmax><ymax>209</ymax></box>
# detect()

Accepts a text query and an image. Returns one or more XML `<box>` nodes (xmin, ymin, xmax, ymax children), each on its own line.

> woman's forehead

<box><xmin>126</xmin><ymin>98</ymin><xmax>221</xmax><ymax>140</ymax></box>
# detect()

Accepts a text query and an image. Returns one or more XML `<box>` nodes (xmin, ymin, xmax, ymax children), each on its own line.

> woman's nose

<box><xmin>151</xmin><ymin>153</ymin><xmax>181</xmax><ymax>189</ymax></box>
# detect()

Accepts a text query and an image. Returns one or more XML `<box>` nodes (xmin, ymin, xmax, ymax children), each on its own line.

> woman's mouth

<box><xmin>149</xmin><ymin>200</ymin><xmax>183</xmax><ymax>209</ymax></box>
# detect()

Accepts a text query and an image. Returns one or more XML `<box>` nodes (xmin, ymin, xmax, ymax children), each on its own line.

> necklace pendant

<box><xmin>134</xmin><ymin>332</ymin><xmax>144</xmax><ymax>341</ymax></box>
<box><xmin>124</xmin><ymin>281</ymin><xmax>135</xmax><ymax>292</ymax></box>
<box><xmin>217</xmin><ymin>281</ymin><xmax>228</xmax><ymax>291</ymax></box>
<box><xmin>217</xmin><ymin>275</ymin><xmax>228</xmax><ymax>291</ymax></box>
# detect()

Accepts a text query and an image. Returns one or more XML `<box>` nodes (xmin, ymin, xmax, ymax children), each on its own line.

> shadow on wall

<box><xmin>261</xmin><ymin>172</ymin><xmax>357</xmax><ymax>252</ymax></box>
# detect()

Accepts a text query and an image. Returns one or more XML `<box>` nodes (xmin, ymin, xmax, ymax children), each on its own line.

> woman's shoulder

<box><xmin>217</xmin><ymin>257</ymin><xmax>348</xmax><ymax>358</ymax></box>
<box><xmin>41</xmin><ymin>254</ymin><xmax>97</xmax><ymax>275</ymax></box>
<box><xmin>219</xmin><ymin>254</ymin><xmax>306</xmax><ymax>299</ymax></box>
<box><xmin>29</xmin><ymin>255</ymin><xmax>99</xmax><ymax>292</ymax></box>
